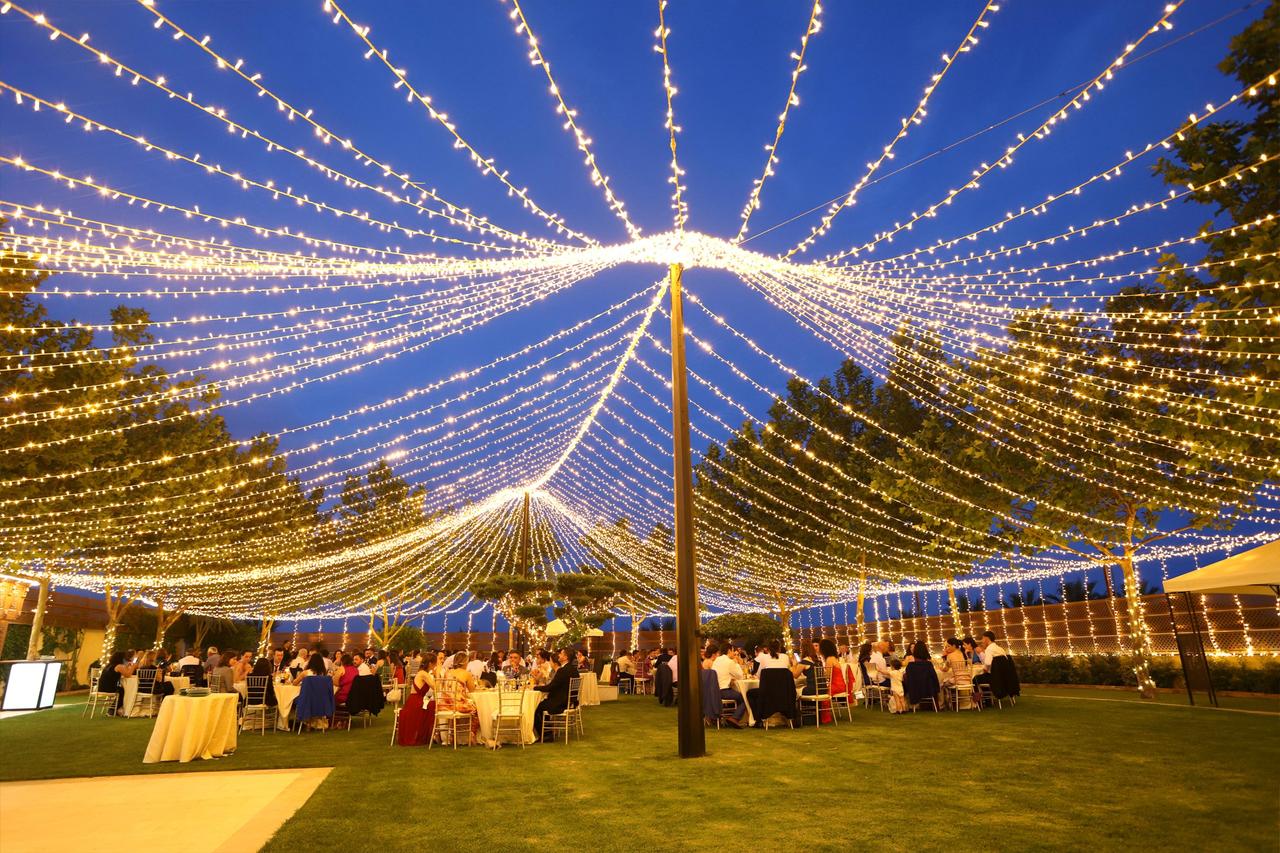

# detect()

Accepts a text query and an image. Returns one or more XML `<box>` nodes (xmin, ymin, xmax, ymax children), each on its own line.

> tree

<box><xmin>334</xmin><ymin>460</ymin><xmax>425</xmax><ymax>547</ymax></box>
<box><xmin>701</xmin><ymin>612</ymin><xmax>784</xmax><ymax>651</ymax></box>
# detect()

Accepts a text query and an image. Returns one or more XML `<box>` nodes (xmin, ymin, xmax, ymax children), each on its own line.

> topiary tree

<box><xmin>700</xmin><ymin>612</ymin><xmax>784</xmax><ymax>652</ymax></box>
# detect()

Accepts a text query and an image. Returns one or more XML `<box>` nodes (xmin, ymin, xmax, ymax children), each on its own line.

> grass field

<box><xmin>2</xmin><ymin>689</ymin><xmax>1277</xmax><ymax>852</ymax></box>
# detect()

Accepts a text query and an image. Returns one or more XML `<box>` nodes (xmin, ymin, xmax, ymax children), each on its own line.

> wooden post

<box><xmin>668</xmin><ymin>263</ymin><xmax>704</xmax><ymax>759</ymax></box>
<box><xmin>518</xmin><ymin>491</ymin><xmax>531</xmax><ymax>578</ymax></box>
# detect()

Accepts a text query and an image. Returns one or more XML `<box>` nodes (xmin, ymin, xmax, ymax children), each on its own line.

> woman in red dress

<box><xmin>396</xmin><ymin>661</ymin><xmax>436</xmax><ymax>746</ymax></box>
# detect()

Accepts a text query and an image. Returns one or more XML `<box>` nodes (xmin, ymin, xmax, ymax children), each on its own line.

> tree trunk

<box><xmin>153</xmin><ymin>601</ymin><xmax>183</xmax><ymax>650</ymax></box>
<box><xmin>257</xmin><ymin>615</ymin><xmax>276</xmax><ymax>658</ymax></box>
<box><xmin>193</xmin><ymin>616</ymin><xmax>211</xmax><ymax>652</ymax></box>
<box><xmin>100</xmin><ymin>583</ymin><xmax>133</xmax><ymax>664</ymax></box>
<box><xmin>25</xmin><ymin>577</ymin><xmax>50</xmax><ymax>661</ymax></box>
<box><xmin>854</xmin><ymin>571</ymin><xmax>866</xmax><ymax>647</ymax></box>
<box><xmin>1118</xmin><ymin>553</ymin><xmax>1157</xmax><ymax>699</ymax></box>
<box><xmin>946</xmin><ymin>574</ymin><xmax>962</xmax><ymax>638</ymax></box>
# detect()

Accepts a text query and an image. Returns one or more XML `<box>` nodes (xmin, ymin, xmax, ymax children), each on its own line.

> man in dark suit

<box><xmin>533</xmin><ymin>647</ymin><xmax>578</xmax><ymax>741</ymax></box>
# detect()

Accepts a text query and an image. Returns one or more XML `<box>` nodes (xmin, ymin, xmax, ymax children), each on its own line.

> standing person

<box><xmin>532</xmin><ymin>648</ymin><xmax>578</xmax><ymax>741</ymax></box>
<box><xmin>708</xmin><ymin>643</ymin><xmax>746</xmax><ymax>727</ymax></box>
<box><xmin>396</xmin><ymin>655</ymin><xmax>436</xmax><ymax>747</ymax></box>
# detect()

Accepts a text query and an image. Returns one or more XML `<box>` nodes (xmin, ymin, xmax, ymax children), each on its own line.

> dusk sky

<box><xmin>1</xmin><ymin>0</ymin><xmax>1269</xmax><ymax>631</ymax></box>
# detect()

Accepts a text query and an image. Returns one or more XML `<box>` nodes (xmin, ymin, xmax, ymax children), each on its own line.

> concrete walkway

<box><xmin>0</xmin><ymin>767</ymin><xmax>330</xmax><ymax>853</ymax></box>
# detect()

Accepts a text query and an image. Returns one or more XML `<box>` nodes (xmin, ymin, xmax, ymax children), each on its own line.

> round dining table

<box><xmin>471</xmin><ymin>687</ymin><xmax>541</xmax><ymax>746</ymax></box>
<box><xmin>142</xmin><ymin>692</ymin><xmax>238</xmax><ymax>763</ymax></box>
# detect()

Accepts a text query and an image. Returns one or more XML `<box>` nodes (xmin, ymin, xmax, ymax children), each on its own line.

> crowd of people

<box><xmin>640</xmin><ymin>630</ymin><xmax>1017</xmax><ymax>725</ymax></box>
<box><xmin>90</xmin><ymin>629</ymin><xmax>1016</xmax><ymax>739</ymax></box>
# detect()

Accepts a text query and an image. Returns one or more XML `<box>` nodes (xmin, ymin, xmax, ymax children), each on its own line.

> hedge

<box><xmin>1015</xmin><ymin>654</ymin><xmax>1280</xmax><ymax>694</ymax></box>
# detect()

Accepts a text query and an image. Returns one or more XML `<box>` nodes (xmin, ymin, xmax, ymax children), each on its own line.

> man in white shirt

<box><xmin>668</xmin><ymin>651</ymin><xmax>679</xmax><ymax>684</ymax></box>
<box><xmin>708</xmin><ymin>643</ymin><xmax>746</xmax><ymax>726</ymax></box>
<box><xmin>614</xmin><ymin>651</ymin><xmax>636</xmax><ymax>693</ymax></box>
<box><xmin>973</xmin><ymin>631</ymin><xmax>1007</xmax><ymax>692</ymax></box>
<box><xmin>466</xmin><ymin>652</ymin><xmax>487</xmax><ymax>680</ymax></box>
<box><xmin>354</xmin><ymin>653</ymin><xmax>373</xmax><ymax>676</ymax></box>
<box><xmin>867</xmin><ymin>641</ymin><xmax>890</xmax><ymax>686</ymax></box>
<box><xmin>176</xmin><ymin>651</ymin><xmax>200</xmax><ymax>669</ymax></box>
<box><xmin>979</xmin><ymin>631</ymin><xmax>1007</xmax><ymax>671</ymax></box>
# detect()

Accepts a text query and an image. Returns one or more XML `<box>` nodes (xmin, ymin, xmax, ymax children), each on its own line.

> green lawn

<box><xmin>2</xmin><ymin>690</ymin><xmax>1277</xmax><ymax>852</ymax></box>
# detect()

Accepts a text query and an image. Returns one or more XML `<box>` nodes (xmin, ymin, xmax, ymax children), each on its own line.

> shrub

<box><xmin>1015</xmin><ymin>654</ymin><xmax>1278</xmax><ymax>693</ymax></box>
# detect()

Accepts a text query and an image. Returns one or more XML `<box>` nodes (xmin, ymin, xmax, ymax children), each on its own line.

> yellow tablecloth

<box><xmin>143</xmin><ymin>693</ymin><xmax>238</xmax><ymax>764</ymax></box>
<box><xmin>472</xmin><ymin>688</ymin><xmax>540</xmax><ymax>746</ymax></box>
<box><xmin>121</xmin><ymin>676</ymin><xmax>189</xmax><ymax>717</ymax></box>
<box><xmin>578</xmin><ymin>672</ymin><xmax>600</xmax><ymax>706</ymax></box>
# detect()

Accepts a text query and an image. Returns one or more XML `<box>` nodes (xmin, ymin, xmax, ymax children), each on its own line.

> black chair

<box><xmin>989</xmin><ymin>655</ymin><xmax>1021</xmax><ymax>704</ymax></box>
<box><xmin>345</xmin><ymin>674</ymin><xmax>386</xmax><ymax>727</ymax></box>
<box><xmin>180</xmin><ymin>664</ymin><xmax>206</xmax><ymax>687</ymax></box>
<box><xmin>748</xmin><ymin>668</ymin><xmax>798</xmax><ymax>729</ymax></box>
<box><xmin>655</xmin><ymin>664</ymin><xmax>674</xmax><ymax>706</ymax></box>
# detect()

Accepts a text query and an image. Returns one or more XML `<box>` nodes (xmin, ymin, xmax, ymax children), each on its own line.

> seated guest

<box><xmin>232</xmin><ymin>651</ymin><xmax>253</xmax><ymax>684</ymax></box>
<box><xmin>466</xmin><ymin>652</ymin><xmax>487</xmax><ymax>681</ymax></box>
<box><xmin>487</xmin><ymin>652</ymin><xmax>503</xmax><ymax>675</ymax></box>
<box><xmin>248</xmin><ymin>657</ymin><xmax>278</xmax><ymax>707</ymax></box>
<box><xmin>940</xmin><ymin>638</ymin><xmax>967</xmax><ymax>685</ymax></box>
<box><xmin>708</xmin><ymin>643</ymin><xmax>746</xmax><ymax>727</ymax></box>
<box><xmin>904</xmin><ymin>641</ymin><xmax>941</xmax><ymax>710</ymax></box>
<box><xmin>204</xmin><ymin>646</ymin><xmax>221</xmax><ymax>672</ymax></box>
<box><xmin>502</xmin><ymin>651</ymin><xmax>526</xmax><ymax>680</ymax></box>
<box><xmin>530</xmin><ymin>650</ymin><xmax>554</xmax><ymax>685</ymax></box>
<box><xmin>354</xmin><ymin>652</ymin><xmax>373</xmax><ymax>676</ymax></box>
<box><xmin>821</xmin><ymin>638</ymin><xmax>851</xmax><ymax>702</ymax></box>
<box><xmin>289</xmin><ymin>647</ymin><xmax>310</xmax><ymax>675</ymax></box>
<box><xmin>175</xmin><ymin>648</ymin><xmax>201</xmax><ymax>670</ymax></box>
<box><xmin>614</xmin><ymin>650</ymin><xmax>636</xmax><ymax>692</ymax></box>
<box><xmin>296</xmin><ymin>654</ymin><xmax>334</xmax><ymax>731</ymax></box>
<box><xmin>575</xmin><ymin>649</ymin><xmax>590</xmax><ymax>674</ymax></box>
<box><xmin>333</xmin><ymin>653</ymin><xmax>358</xmax><ymax>706</ymax></box>
<box><xmin>868</xmin><ymin>641</ymin><xmax>891</xmax><ymax>689</ymax></box>
<box><xmin>271</xmin><ymin>647</ymin><xmax>290</xmax><ymax>674</ymax></box>
<box><xmin>973</xmin><ymin>631</ymin><xmax>1007</xmax><ymax>693</ymax></box>
<box><xmin>439</xmin><ymin>652</ymin><xmax>481</xmax><ymax>745</ymax></box>
<box><xmin>796</xmin><ymin>641</ymin><xmax>831</xmax><ymax>725</ymax></box>
<box><xmin>532</xmin><ymin>648</ymin><xmax>578</xmax><ymax>741</ymax></box>
<box><xmin>962</xmin><ymin>636</ymin><xmax>981</xmax><ymax>665</ymax></box>
<box><xmin>98</xmin><ymin>651</ymin><xmax>135</xmax><ymax>716</ymax></box>
<box><xmin>756</xmin><ymin>640</ymin><xmax>790</xmax><ymax>674</ymax></box>
<box><xmin>208</xmin><ymin>652</ymin><xmax>234</xmax><ymax>693</ymax></box>
<box><xmin>134</xmin><ymin>650</ymin><xmax>175</xmax><ymax>699</ymax></box>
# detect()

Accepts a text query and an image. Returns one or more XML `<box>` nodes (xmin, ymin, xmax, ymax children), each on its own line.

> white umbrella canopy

<box><xmin>545</xmin><ymin>618</ymin><xmax>568</xmax><ymax>637</ymax></box>
<box><xmin>585</xmin><ymin>628</ymin><xmax>605</xmax><ymax>637</ymax></box>
<box><xmin>1163</xmin><ymin>538</ymin><xmax>1280</xmax><ymax>597</ymax></box>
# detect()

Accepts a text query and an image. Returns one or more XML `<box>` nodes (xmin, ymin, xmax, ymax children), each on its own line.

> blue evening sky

<box><xmin>1</xmin><ymin>0</ymin><xmax>1268</xmax><ymax>630</ymax></box>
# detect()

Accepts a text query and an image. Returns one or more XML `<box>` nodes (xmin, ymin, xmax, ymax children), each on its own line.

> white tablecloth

<box><xmin>142</xmin><ymin>693</ymin><xmax>238</xmax><ymax>763</ymax></box>
<box><xmin>734</xmin><ymin>677</ymin><xmax>759</xmax><ymax>726</ymax></box>
<box><xmin>233</xmin><ymin>679</ymin><xmax>302</xmax><ymax>730</ymax></box>
<box><xmin>578</xmin><ymin>672</ymin><xmax>600</xmax><ymax>706</ymax></box>
<box><xmin>472</xmin><ymin>688</ymin><xmax>540</xmax><ymax>746</ymax></box>
<box><xmin>121</xmin><ymin>676</ymin><xmax>189</xmax><ymax>717</ymax></box>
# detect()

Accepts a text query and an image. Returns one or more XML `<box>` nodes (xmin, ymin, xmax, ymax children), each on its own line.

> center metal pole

<box><xmin>668</xmin><ymin>262</ymin><xmax>705</xmax><ymax>758</ymax></box>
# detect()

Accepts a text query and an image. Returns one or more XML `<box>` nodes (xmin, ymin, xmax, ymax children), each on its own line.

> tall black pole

<box><xmin>668</xmin><ymin>263</ymin><xmax>705</xmax><ymax>759</ymax></box>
